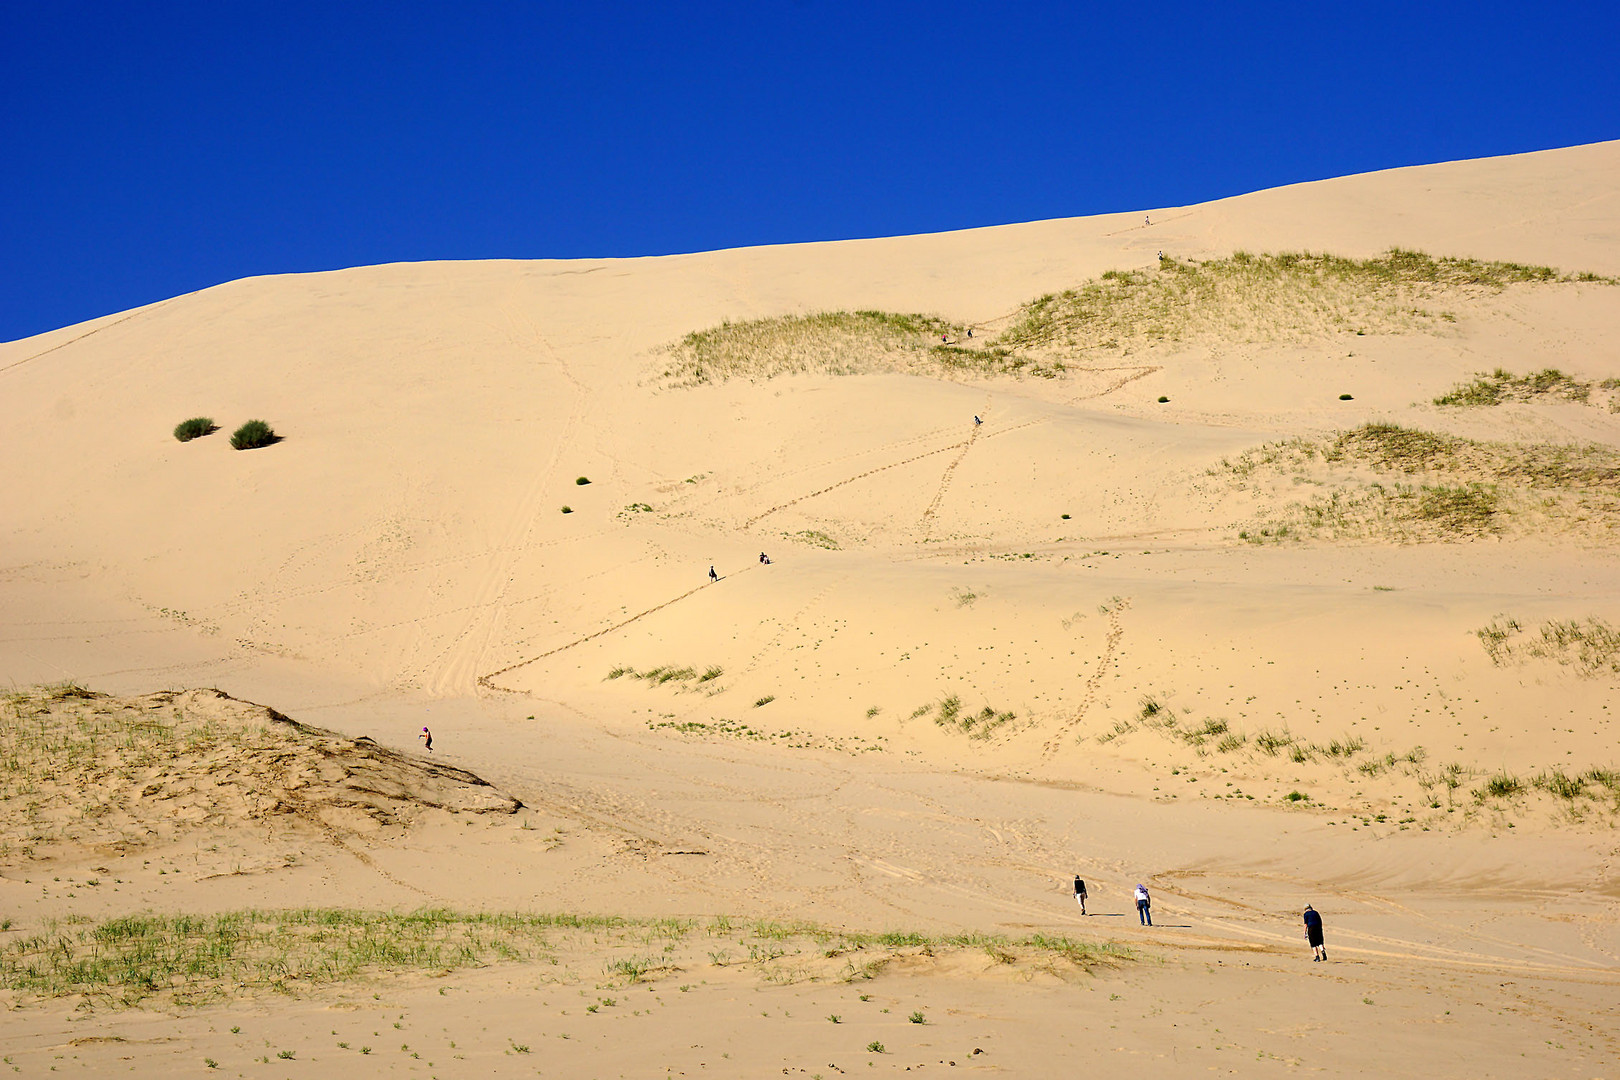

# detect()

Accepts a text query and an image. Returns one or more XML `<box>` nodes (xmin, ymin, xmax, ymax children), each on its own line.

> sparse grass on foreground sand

<box><xmin>1220</xmin><ymin>422</ymin><xmax>1620</xmax><ymax>543</ymax></box>
<box><xmin>0</xmin><ymin>909</ymin><xmax>1130</xmax><ymax>1008</ymax></box>
<box><xmin>1101</xmin><ymin>688</ymin><xmax>1620</xmax><ymax>829</ymax></box>
<box><xmin>658</xmin><ymin>250</ymin><xmax>1613</xmax><ymax>386</ymax></box>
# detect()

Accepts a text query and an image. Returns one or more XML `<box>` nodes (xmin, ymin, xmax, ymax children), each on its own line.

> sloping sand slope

<box><xmin>2</xmin><ymin>142</ymin><xmax>1619</xmax><ymax>1076</ymax></box>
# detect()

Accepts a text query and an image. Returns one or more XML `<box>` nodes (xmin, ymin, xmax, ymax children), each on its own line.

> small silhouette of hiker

<box><xmin>1304</xmin><ymin>904</ymin><xmax>1326</xmax><ymax>961</ymax></box>
<box><xmin>966</xmin><ymin>328</ymin><xmax>973</xmax><ymax>339</ymax></box>
<box><xmin>1073</xmin><ymin>876</ymin><xmax>1088</xmax><ymax>915</ymax></box>
<box><xmin>1144</xmin><ymin>214</ymin><xmax>1151</xmax><ymax>226</ymax></box>
<box><xmin>1135</xmin><ymin>883</ymin><xmax>1152</xmax><ymax>925</ymax></box>
<box><xmin>708</xmin><ymin>565</ymin><xmax>718</xmax><ymax>583</ymax></box>
<box><xmin>973</xmin><ymin>415</ymin><xmax>982</xmax><ymax>427</ymax></box>
<box><xmin>759</xmin><ymin>552</ymin><xmax>771</xmax><ymax>565</ymax></box>
<box><xmin>419</xmin><ymin>726</ymin><xmax>433</xmax><ymax>752</ymax></box>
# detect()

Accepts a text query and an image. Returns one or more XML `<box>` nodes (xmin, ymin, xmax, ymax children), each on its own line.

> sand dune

<box><xmin>2</xmin><ymin>142</ymin><xmax>1619</xmax><ymax>1076</ymax></box>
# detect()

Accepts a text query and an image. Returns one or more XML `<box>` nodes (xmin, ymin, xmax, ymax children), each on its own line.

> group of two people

<box><xmin>1073</xmin><ymin>876</ymin><xmax>1328</xmax><ymax>959</ymax></box>
<box><xmin>1071</xmin><ymin>876</ymin><xmax>1154</xmax><ymax>924</ymax></box>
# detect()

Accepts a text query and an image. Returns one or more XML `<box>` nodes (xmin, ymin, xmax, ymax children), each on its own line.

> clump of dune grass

<box><xmin>1434</xmin><ymin>367</ymin><xmax>1598</xmax><ymax>408</ymax></box>
<box><xmin>1225</xmin><ymin>422</ymin><xmax>1620</xmax><ymax>544</ymax></box>
<box><xmin>605</xmin><ymin>664</ymin><xmax>723</xmax><ymax>690</ymax></box>
<box><xmin>915</xmin><ymin>695</ymin><xmax>1015</xmax><ymax>739</ymax></box>
<box><xmin>660</xmin><ymin>310</ymin><xmax>962</xmax><ymax>386</ymax></box>
<box><xmin>1475</xmin><ymin>616</ymin><xmax>1620</xmax><ymax>676</ymax></box>
<box><xmin>172</xmin><ymin>417</ymin><xmax>217</xmax><ymax>442</ymax></box>
<box><xmin>996</xmin><ymin>249</ymin><xmax>1597</xmax><ymax>354</ymax></box>
<box><xmin>229</xmin><ymin>419</ymin><xmax>278</xmax><ymax>450</ymax></box>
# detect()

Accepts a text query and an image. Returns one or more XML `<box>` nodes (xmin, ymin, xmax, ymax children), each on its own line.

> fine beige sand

<box><xmin>2</xmin><ymin>140</ymin><xmax>1619</xmax><ymax>1077</ymax></box>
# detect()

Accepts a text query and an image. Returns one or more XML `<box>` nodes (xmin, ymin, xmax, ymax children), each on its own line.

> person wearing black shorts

<box><xmin>1303</xmin><ymin>904</ymin><xmax>1326</xmax><ymax>961</ymax></box>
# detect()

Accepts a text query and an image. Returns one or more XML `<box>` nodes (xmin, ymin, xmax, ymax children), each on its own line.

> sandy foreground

<box><xmin>2</xmin><ymin>142</ymin><xmax>1619</xmax><ymax>1077</ymax></box>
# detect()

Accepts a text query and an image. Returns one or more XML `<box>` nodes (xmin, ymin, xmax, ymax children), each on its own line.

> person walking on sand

<box><xmin>1303</xmin><ymin>904</ymin><xmax>1326</xmax><ymax>961</ymax></box>
<box><xmin>759</xmin><ymin>552</ymin><xmax>771</xmax><ymax>565</ymax></box>
<box><xmin>1135</xmin><ymin>883</ymin><xmax>1152</xmax><ymax>925</ymax></box>
<box><xmin>708</xmin><ymin>565</ymin><xmax>718</xmax><ymax>583</ymax></box>
<box><xmin>419</xmin><ymin>726</ymin><xmax>433</xmax><ymax>752</ymax></box>
<box><xmin>1073</xmin><ymin>876</ymin><xmax>1088</xmax><ymax>915</ymax></box>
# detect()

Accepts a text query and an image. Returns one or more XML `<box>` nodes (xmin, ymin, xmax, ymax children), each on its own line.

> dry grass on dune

<box><xmin>1219</xmin><ymin>422</ymin><xmax>1620</xmax><ymax>544</ymax></box>
<box><xmin>657</xmin><ymin>250</ymin><xmax>1614</xmax><ymax>387</ymax></box>
<box><xmin>1434</xmin><ymin>367</ymin><xmax>1620</xmax><ymax>412</ymax></box>
<box><xmin>1097</xmin><ymin>690</ymin><xmax>1620</xmax><ymax>829</ymax></box>
<box><xmin>0</xmin><ymin>685</ymin><xmax>519</xmax><ymax>863</ymax></box>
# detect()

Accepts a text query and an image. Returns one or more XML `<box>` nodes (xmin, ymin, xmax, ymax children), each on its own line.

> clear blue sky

<box><xmin>4</xmin><ymin>1</ymin><xmax>1616</xmax><ymax>342</ymax></box>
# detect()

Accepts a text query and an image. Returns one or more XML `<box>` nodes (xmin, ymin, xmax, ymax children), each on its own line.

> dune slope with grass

<box><xmin>2</xmin><ymin>140</ymin><xmax>1620</xmax><ymax>1075</ymax></box>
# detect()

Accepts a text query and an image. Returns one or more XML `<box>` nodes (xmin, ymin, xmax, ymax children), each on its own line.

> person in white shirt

<box><xmin>1134</xmin><ymin>883</ymin><xmax>1152</xmax><ymax>926</ymax></box>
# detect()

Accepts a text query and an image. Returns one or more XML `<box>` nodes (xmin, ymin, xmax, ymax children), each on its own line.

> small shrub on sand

<box><xmin>575</xmin><ymin>476</ymin><xmax>591</xmax><ymax>485</ymax></box>
<box><xmin>173</xmin><ymin>417</ymin><xmax>217</xmax><ymax>442</ymax></box>
<box><xmin>229</xmin><ymin>420</ymin><xmax>278</xmax><ymax>450</ymax></box>
<box><xmin>1478</xmin><ymin>772</ymin><xmax>1523</xmax><ymax>799</ymax></box>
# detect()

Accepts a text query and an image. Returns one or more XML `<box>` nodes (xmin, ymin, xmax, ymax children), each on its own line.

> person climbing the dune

<box><xmin>1303</xmin><ymin>904</ymin><xmax>1327</xmax><ymax>961</ymax></box>
<box><xmin>419</xmin><ymin>726</ymin><xmax>433</xmax><ymax>752</ymax></box>
<box><xmin>1073</xmin><ymin>875</ymin><xmax>1088</xmax><ymax>915</ymax></box>
<box><xmin>709</xmin><ymin>565</ymin><xmax>718</xmax><ymax>583</ymax></box>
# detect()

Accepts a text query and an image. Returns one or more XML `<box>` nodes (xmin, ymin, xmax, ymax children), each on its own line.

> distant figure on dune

<box><xmin>759</xmin><ymin>552</ymin><xmax>771</xmax><ymax>565</ymax></box>
<box><xmin>1073</xmin><ymin>875</ymin><xmax>1088</xmax><ymax>915</ymax></box>
<box><xmin>709</xmin><ymin>565</ymin><xmax>718</xmax><ymax>583</ymax></box>
<box><xmin>1303</xmin><ymin>904</ymin><xmax>1326</xmax><ymax>961</ymax></box>
<box><xmin>419</xmin><ymin>726</ymin><xmax>433</xmax><ymax>752</ymax></box>
<box><xmin>1135</xmin><ymin>883</ymin><xmax>1152</xmax><ymax>925</ymax></box>
<box><xmin>1144</xmin><ymin>214</ymin><xmax>1151</xmax><ymax>226</ymax></box>
<box><xmin>973</xmin><ymin>415</ymin><xmax>982</xmax><ymax>427</ymax></box>
<box><xmin>966</xmin><ymin>328</ymin><xmax>973</xmax><ymax>339</ymax></box>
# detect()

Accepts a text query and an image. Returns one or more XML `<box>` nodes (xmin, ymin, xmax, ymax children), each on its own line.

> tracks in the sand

<box><xmin>478</xmin><ymin>566</ymin><xmax>759</xmax><ymax>692</ymax></box>
<box><xmin>1041</xmin><ymin>597</ymin><xmax>1129</xmax><ymax>758</ymax></box>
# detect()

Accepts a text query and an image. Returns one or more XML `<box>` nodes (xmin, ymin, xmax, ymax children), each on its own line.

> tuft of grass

<box><xmin>229</xmin><ymin>420</ymin><xmax>278</xmax><ymax>451</ymax></box>
<box><xmin>867</xmin><ymin>1041</ymin><xmax>886</xmax><ymax>1054</ymax></box>
<box><xmin>1479</xmin><ymin>772</ymin><xmax>1523</xmax><ymax>799</ymax></box>
<box><xmin>560</xmin><ymin>506</ymin><xmax>573</xmax><ymax>514</ymax></box>
<box><xmin>922</xmin><ymin>695</ymin><xmax>1015</xmax><ymax>739</ymax></box>
<box><xmin>173</xmin><ymin>417</ymin><xmax>217</xmax><ymax>442</ymax></box>
<box><xmin>753</xmin><ymin>695</ymin><xmax>775</xmax><ymax>708</ymax></box>
<box><xmin>575</xmin><ymin>476</ymin><xmax>591</xmax><ymax>485</ymax></box>
<box><xmin>789</xmin><ymin>530</ymin><xmax>840</xmax><ymax>550</ymax></box>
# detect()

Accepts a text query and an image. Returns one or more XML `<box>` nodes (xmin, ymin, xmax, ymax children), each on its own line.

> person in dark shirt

<box><xmin>1073</xmin><ymin>876</ymin><xmax>1088</xmax><ymax>915</ymax></box>
<box><xmin>1303</xmin><ymin>904</ymin><xmax>1326</xmax><ymax>961</ymax></box>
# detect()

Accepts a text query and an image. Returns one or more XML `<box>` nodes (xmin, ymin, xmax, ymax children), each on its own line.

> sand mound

<box><xmin>0</xmin><ymin>684</ymin><xmax>519</xmax><ymax>864</ymax></box>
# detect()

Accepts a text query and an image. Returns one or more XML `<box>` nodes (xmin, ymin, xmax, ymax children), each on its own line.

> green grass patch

<box><xmin>229</xmin><ymin>419</ymin><xmax>278</xmax><ymax>451</ymax></box>
<box><xmin>917</xmin><ymin>695</ymin><xmax>1015</xmax><ymax>739</ymax></box>
<box><xmin>172</xmin><ymin>417</ymin><xmax>217</xmax><ymax>442</ymax></box>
